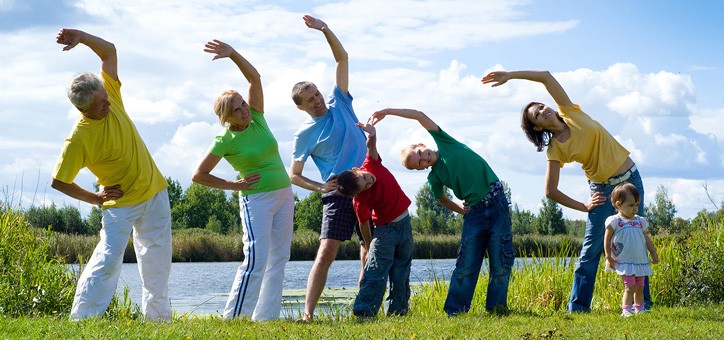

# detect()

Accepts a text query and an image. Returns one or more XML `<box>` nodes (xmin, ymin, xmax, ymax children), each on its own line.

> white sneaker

<box><xmin>621</xmin><ymin>309</ymin><xmax>634</xmax><ymax>317</ymax></box>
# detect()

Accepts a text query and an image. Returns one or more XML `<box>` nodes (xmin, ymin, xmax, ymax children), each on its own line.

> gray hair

<box><xmin>67</xmin><ymin>72</ymin><xmax>103</xmax><ymax>110</ymax></box>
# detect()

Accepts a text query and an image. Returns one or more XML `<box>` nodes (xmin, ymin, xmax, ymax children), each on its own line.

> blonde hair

<box><xmin>213</xmin><ymin>90</ymin><xmax>241</xmax><ymax>127</ymax></box>
<box><xmin>399</xmin><ymin>144</ymin><xmax>418</xmax><ymax>169</ymax></box>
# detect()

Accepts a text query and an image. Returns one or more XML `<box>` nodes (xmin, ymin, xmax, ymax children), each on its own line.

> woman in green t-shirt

<box><xmin>192</xmin><ymin>40</ymin><xmax>294</xmax><ymax>321</ymax></box>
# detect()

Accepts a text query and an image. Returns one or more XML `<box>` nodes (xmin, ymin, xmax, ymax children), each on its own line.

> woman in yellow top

<box><xmin>482</xmin><ymin>70</ymin><xmax>651</xmax><ymax>313</ymax></box>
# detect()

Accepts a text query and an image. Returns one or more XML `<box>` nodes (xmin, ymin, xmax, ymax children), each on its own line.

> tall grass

<box><xmin>47</xmin><ymin>230</ymin><xmax>581</xmax><ymax>263</ymax></box>
<box><xmin>0</xmin><ymin>207</ymin><xmax>75</xmax><ymax>316</ymax></box>
<box><xmin>409</xmin><ymin>215</ymin><xmax>724</xmax><ymax>315</ymax></box>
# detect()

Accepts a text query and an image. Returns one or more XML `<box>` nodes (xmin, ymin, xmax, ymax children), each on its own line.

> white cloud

<box><xmin>1</xmin><ymin>1</ymin><xmax>723</xmax><ymax>220</ymax></box>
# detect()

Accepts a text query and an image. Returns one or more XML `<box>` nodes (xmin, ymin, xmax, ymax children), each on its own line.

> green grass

<box><xmin>1</xmin><ymin>305</ymin><xmax>722</xmax><ymax>339</ymax></box>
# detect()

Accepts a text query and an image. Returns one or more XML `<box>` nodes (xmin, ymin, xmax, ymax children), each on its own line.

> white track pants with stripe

<box><xmin>71</xmin><ymin>189</ymin><xmax>172</xmax><ymax>321</ymax></box>
<box><xmin>223</xmin><ymin>186</ymin><xmax>294</xmax><ymax>321</ymax></box>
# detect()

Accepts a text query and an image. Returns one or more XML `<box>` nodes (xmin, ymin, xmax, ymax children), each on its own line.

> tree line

<box><xmin>23</xmin><ymin>177</ymin><xmax>720</xmax><ymax>237</ymax></box>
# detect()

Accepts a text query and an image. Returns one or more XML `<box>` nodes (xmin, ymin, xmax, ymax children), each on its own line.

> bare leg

<box><xmin>302</xmin><ymin>238</ymin><xmax>340</xmax><ymax>321</ymax></box>
<box><xmin>622</xmin><ymin>284</ymin><xmax>635</xmax><ymax>307</ymax></box>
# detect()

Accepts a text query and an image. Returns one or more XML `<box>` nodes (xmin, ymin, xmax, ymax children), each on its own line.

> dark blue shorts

<box><xmin>320</xmin><ymin>191</ymin><xmax>358</xmax><ymax>241</ymax></box>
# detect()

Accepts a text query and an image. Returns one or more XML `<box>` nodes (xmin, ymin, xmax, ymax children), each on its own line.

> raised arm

<box><xmin>356</xmin><ymin>122</ymin><xmax>378</xmax><ymax>161</ymax></box>
<box><xmin>482</xmin><ymin>70</ymin><xmax>573</xmax><ymax>107</ymax></box>
<box><xmin>303</xmin><ymin>15</ymin><xmax>349</xmax><ymax>94</ymax></box>
<box><xmin>204</xmin><ymin>39</ymin><xmax>263</xmax><ymax>113</ymax></box>
<box><xmin>368</xmin><ymin>108</ymin><xmax>439</xmax><ymax>132</ymax></box>
<box><xmin>56</xmin><ymin>29</ymin><xmax>118</xmax><ymax>81</ymax></box>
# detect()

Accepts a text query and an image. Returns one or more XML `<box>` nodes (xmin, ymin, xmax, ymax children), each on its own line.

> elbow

<box><xmin>191</xmin><ymin>171</ymin><xmax>203</xmax><ymax>184</ymax></box>
<box><xmin>544</xmin><ymin>187</ymin><xmax>556</xmax><ymax>199</ymax></box>
<box><xmin>50</xmin><ymin>178</ymin><xmax>61</xmax><ymax>190</ymax></box>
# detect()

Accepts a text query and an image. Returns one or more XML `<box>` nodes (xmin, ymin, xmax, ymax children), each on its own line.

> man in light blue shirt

<box><xmin>289</xmin><ymin>15</ymin><xmax>366</xmax><ymax>322</ymax></box>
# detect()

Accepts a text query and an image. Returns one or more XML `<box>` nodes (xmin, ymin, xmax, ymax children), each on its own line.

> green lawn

<box><xmin>2</xmin><ymin>305</ymin><xmax>722</xmax><ymax>339</ymax></box>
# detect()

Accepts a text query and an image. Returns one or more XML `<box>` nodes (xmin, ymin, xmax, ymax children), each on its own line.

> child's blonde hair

<box><xmin>399</xmin><ymin>144</ymin><xmax>417</xmax><ymax>170</ymax></box>
<box><xmin>610</xmin><ymin>182</ymin><xmax>640</xmax><ymax>207</ymax></box>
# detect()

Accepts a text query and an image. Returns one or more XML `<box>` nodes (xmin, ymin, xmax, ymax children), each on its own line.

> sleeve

<box><xmin>353</xmin><ymin>197</ymin><xmax>371</xmax><ymax>223</ymax></box>
<box><xmin>100</xmin><ymin>70</ymin><xmax>123</xmax><ymax>104</ymax></box>
<box><xmin>51</xmin><ymin>141</ymin><xmax>86</xmax><ymax>184</ymax></box>
<box><xmin>604</xmin><ymin>215</ymin><xmax>616</xmax><ymax>230</ymax></box>
<box><xmin>208</xmin><ymin>133</ymin><xmax>227</xmax><ymax>157</ymax></box>
<box><xmin>639</xmin><ymin>216</ymin><xmax>649</xmax><ymax>230</ymax></box>
<box><xmin>291</xmin><ymin>134</ymin><xmax>310</xmax><ymax>162</ymax></box>
<box><xmin>331</xmin><ymin>85</ymin><xmax>356</xmax><ymax>120</ymax></box>
<box><xmin>427</xmin><ymin>174</ymin><xmax>444</xmax><ymax>200</ymax></box>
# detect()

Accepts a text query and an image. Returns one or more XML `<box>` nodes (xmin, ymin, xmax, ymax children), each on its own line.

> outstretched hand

<box><xmin>56</xmin><ymin>28</ymin><xmax>83</xmax><ymax>51</ymax></box>
<box><xmin>204</xmin><ymin>39</ymin><xmax>234</xmax><ymax>61</ymax></box>
<box><xmin>367</xmin><ymin>109</ymin><xmax>390</xmax><ymax>126</ymax></box>
<box><xmin>356</xmin><ymin>122</ymin><xmax>376</xmax><ymax>136</ymax></box>
<box><xmin>481</xmin><ymin>71</ymin><xmax>510</xmax><ymax>87</ymax></box>
<box><xmin>303</xmin><ymin>15</ymin><xmax>328</xmax><ymax>31</ymax></box>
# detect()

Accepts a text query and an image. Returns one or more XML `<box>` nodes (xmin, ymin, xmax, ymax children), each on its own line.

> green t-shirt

<box><xmin>427</xmin><ymin>128</ymin><xmax>499</xmax><ymax>206</ymax></box>
<box><xmin>52</xmin><ymin>70</ymin><xmax>167</xmax><ymax>208</ymax></box>
<box><xmin>208</xmin><ymin>109</ymin><xmax>290</xmax><ymax>196</ymax></box>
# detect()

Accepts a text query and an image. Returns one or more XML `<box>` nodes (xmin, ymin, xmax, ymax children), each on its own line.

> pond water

<box><xmin>70</xmin><ymin>258</ymin><xmax>549</xmax><ymax>318</ymax></box>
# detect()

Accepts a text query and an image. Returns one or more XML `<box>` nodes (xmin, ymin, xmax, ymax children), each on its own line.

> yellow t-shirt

<box><xmin>546</xmin><ymin>104</ymin><xmax>629</xmax><ymax>182</ymax></box>
<box><xmin>52</xmin><ymin>71</ymin><xmax>167</xmax><ymax>208</ymax></box>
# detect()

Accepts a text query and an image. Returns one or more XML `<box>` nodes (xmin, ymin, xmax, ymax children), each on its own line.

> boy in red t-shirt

<box><xmin>336</xmin><ymin>122</ymin><xmax>414</xmax><ymax>318</ymax></box>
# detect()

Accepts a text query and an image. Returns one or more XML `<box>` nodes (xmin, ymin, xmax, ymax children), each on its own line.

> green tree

<box><xmin>294</xmin><ymin>192</ymin><xmax>323</xmax><ymax>233</ymax></box>
<box><xmin>644</xmin><ymin>185</ymin><xmax>677</xmax><ymax>235</ymax></box>
<box><xmin>166</xmin><ymin>177</ymin><xmax>183</xmax><ymax>210</ymax></box>
<box><xmin>412</xmin><ymin>184</ymin><xmax>461</xmax><ymax>234</ymax></box>
<box><xmin>85</xmin><ymin>206</ymin><xmax>103</xmax><ymax>234</ymax></box>
<box><xmin>535</xmin><ymin>198</ymin><xmax>566</xmax><ymax>235</ymax></box>
<box><xmin>510</xmin><ymin>203</ymin><xmax>535</xmax><ymax>235</ymax></box>
<box><xmin>25</xmin><ymin>203</ymin><xmax>88</xmax><ymax>234</ymax></box>
<box><xmin>174</xmin><ymin>183</ymin><xmax>236</xmax><ymax>233</ymax></box>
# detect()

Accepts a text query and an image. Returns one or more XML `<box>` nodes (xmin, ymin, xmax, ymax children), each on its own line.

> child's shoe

<box><xmin>621</xmin><ymin>305</ymin><xmax>634</xmax><ymax>317</ymax></box>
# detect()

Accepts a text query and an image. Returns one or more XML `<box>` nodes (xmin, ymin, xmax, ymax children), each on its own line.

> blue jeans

<box><xmin>444</xmin><ymin>185</ymin><xmax>514</xmax><ymax>315</ymax></box>
<box><xmin>567</xmin><ymin>168</ymin><xmax>652</xmax><ymax>312</ymax></box>
<box><xmin>353</xmin><ymin>214</ymin><xmax>414</xmax><ymax>317</ymax></box>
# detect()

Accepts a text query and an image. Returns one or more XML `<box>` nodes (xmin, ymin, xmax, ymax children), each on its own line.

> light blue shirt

<box><xmin>292</xmin><ymin>86</ymin><xmax>366</xmax><ymax>181</ymax></box>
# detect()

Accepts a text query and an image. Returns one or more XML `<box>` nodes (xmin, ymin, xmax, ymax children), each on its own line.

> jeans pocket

<box><xmin>501</xmin><ymin>233</ymin><xmax>515</xmax><ymax>269</ymax></box>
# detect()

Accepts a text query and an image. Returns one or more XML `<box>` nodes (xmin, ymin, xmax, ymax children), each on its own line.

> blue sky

<box><xmin>1</xmin><ymin>0</ymin><xmax>722</xmax><ymax>220</ymax></box>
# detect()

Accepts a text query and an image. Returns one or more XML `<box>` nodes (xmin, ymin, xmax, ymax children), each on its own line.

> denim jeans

<box><xmin>353</xmin><ymin>214</ymin><xmax>414</xmax><ymax>317</ymax></box>
<box><xmin>567</xmin><ymin>168</ymin><xmax>652</xmax><ymax>312</ymax></box>
<box><xmin>444</xmin><ymin>184</ymin><xmax>514</xmax><ymax>315</ymax></box>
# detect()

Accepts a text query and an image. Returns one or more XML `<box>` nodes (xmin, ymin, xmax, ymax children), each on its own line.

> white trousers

<box><xmin>71</xmin><ymin>189</ymin><xmax>172</xmax><ymax>321</ymax></box>
<box><xmin>223</xmin><ymin>186</ymin><xmax>294</xmax><ymax>321</ymax></box>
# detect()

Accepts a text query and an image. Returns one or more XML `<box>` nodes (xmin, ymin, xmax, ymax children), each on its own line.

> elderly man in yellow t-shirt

<box><xmin>51</xmin><ymin>29</ymin><xmax>172</xmax><ymax>321</ymax></box>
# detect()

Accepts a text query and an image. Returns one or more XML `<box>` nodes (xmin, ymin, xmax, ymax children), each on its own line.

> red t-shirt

<box><xmin>353</xmin><ymin>154</ymin><xmax>411</xmax><ymax>226</ymax></box>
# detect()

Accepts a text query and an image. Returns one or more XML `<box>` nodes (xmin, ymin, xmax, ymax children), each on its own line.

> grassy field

<box><xmin>3</xmin><ymin>206</ymin><xmax>722</xmax><ymax>339</ymax></box>
<box><xmin>1</xmin><ymin>305</ymin><xmax>722</xmax><ymax>339</ymax></box>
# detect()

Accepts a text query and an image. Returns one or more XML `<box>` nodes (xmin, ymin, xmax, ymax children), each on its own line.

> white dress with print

<box><xmin>605</xmin><ymin>215</ymin><xmax>652</xmax><ymax>276</ymax></box>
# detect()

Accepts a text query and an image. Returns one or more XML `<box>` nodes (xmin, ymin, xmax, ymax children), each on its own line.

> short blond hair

<box><xmin>399</xmin><ymin>144</ymin><xmax>418</xmax><ymax>170</ymax></box>
<box><xmin>213</xmin><ymin>90</ymin><xmax>241</xmax><ymax>127</ymax></box>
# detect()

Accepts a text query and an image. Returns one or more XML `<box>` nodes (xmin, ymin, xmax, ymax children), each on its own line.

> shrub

<box><xmin>0</xmin><ymin>208</ymin><xmax>76</xmax><ymax>316</ymax></box>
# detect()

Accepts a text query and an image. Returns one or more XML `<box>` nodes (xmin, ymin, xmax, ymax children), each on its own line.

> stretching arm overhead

<box><xmin>368</xmin><ymin>108</ymin><xmax>439</xmax><ymax>132</ymax></box>
<box><xmin>204</xmin><ymin>39</ymin><xmax>264</xmax><ymax>113</ymax></box>
<box><xmin>57</xmin><ymin>29</ymin><xmax>118</xmax><ymax>81</ymax></box>
<box><xmin>303</xmin><ymin>15</ymin><xmax>349</xmax><ymax>94</ymax></box>
<box><xmin>482</xmin><ymin>70</ymin><xmax>573</xmax><ymax>107</ymax></box>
